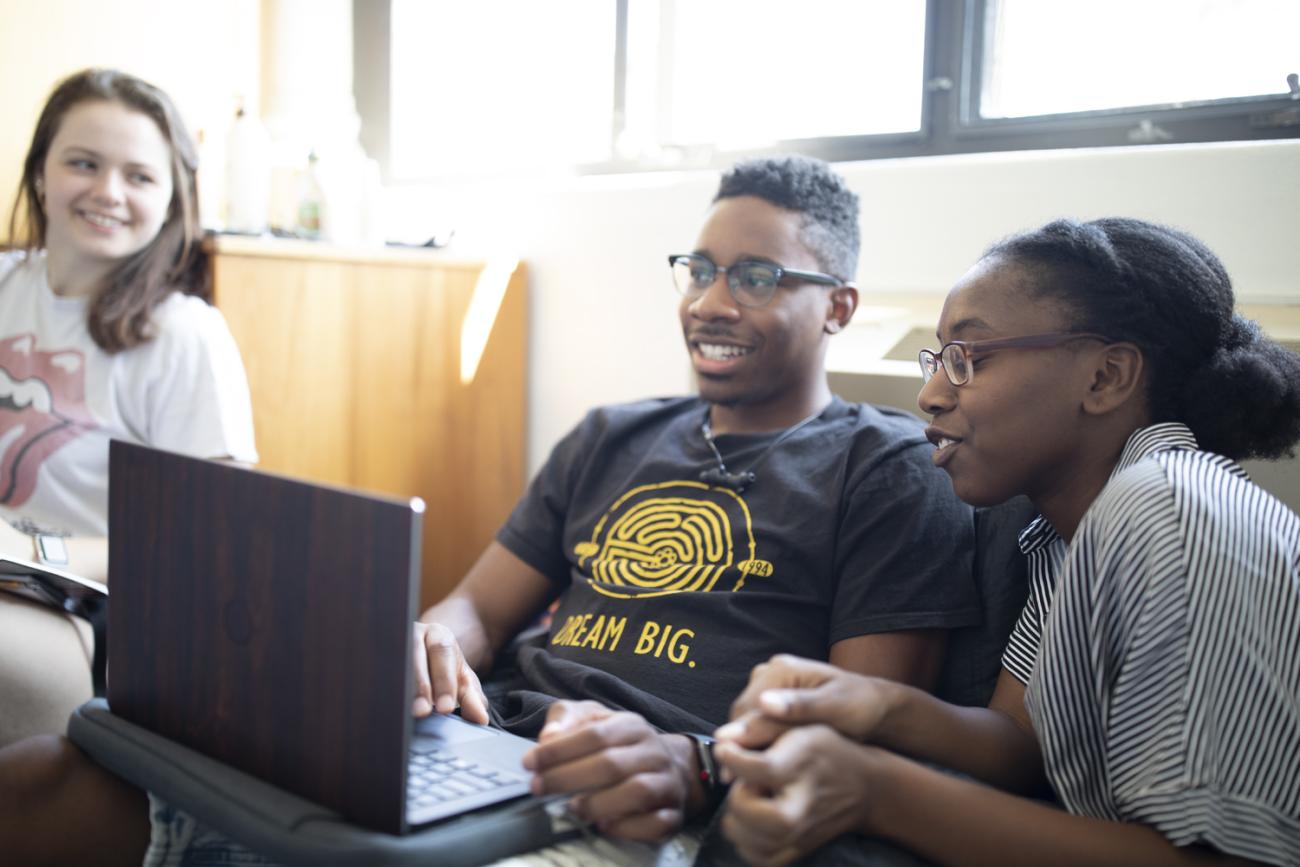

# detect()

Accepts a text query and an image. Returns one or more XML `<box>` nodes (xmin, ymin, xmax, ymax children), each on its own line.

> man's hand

<box><xmin>411</xmin><ymin>621</ymin><xmax>490</xmax><ymax>724</ymax></box>
<box><xmin>716</xmin><ymin>725</ymin><xmax>884</xmax><ymax>867</ymax></box>
<box><xmin>715</xmin><ymin>654</ymin><xmax>891</xmax><ymax>751</ymax></box>
<box><xmin>522</xmin><ymin>701</ymin><xmax>698</xmax><ymax>842</ymax></box>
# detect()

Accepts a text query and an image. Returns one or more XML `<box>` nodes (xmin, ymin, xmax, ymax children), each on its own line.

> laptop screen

<box><xmin>107</xmin><ymin>441</ymin><xmax>424</xmax><ymax>833</ymax></box>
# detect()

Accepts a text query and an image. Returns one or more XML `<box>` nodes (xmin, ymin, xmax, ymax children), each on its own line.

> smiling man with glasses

<box><xmin>404</xmin><ymin>155</ymin><xmax>986</xmax><ymax>851</ymax></box>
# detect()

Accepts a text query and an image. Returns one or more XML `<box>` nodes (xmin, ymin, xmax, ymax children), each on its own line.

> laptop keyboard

<box><xmin>406</xmin><ymin>748</ymin><xmax>528</xmax><ymax>808</ymax></box>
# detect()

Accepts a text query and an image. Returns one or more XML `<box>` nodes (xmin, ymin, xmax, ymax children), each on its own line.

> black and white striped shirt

<box><xmin>1002</xmin><ymin>423</ymin><xmax>1300</xmax><ymax>866</ymax></box>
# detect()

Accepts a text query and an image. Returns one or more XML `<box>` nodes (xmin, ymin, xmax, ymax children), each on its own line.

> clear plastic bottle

<box><xmin>295</xmin><ymin>150</ymin><xmax>325</xmax><ymax>239</ymax></box>
<box><xmin>195</xmin><ymin>128</ymin><xmax>225</xmax><ymax>232</ymax></box>
<box><xmin>224</xmin><ymin>106</ymin><xmax>271</xmax><ymax>235</ymax></box>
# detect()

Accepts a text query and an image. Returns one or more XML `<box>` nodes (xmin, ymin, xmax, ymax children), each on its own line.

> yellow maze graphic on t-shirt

<box><xmin>575</xmin><ymin>480</ymin><xmax>772</xmax><ymax>599</ymax></box>
<box><xmin>591</xmin><ymin>497</ymin><xmax>733</xmax><ymax>592</ymax></box>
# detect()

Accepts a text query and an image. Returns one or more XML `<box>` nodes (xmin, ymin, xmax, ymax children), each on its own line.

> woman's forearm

<box><xmin>65</xmin><ymin>537</ymin><xmax>108</xmax><ymax>584</ymax></box>
<box><xmin>0</xmin><ymin>522</ymin><xmax>108</xmax><ymax>585</ymax></box>
<box><xmin>872</xmin><ymin>681</ymin><xmax>1048</xmax><ymax>794</ymax></box>
<box><xmin>867</xmin><ymin>751</ymin><xmax>1256</xmax><ymax>867</ymax></box>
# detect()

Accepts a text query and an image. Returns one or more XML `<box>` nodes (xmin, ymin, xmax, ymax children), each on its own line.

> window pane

<box><xmin>389</xmin><ymin>0</ymin><xmax>614</xmax><ymax>178</ymax></box>
<box><xmin>981</xmin><ymin>0</ymin><xmax>1300</xmax><ymax>119</ymax></box>
<box><xmin>661</xmin><ymin>0</ymin><xmax>926</xmax><ymax>147</ymax></box>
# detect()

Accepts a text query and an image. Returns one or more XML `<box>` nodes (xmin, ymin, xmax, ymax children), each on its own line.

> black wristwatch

<box><xmin>684</xmin><ymin>732</ymin><xmax>729</xmax><ymax>811</ymax></box>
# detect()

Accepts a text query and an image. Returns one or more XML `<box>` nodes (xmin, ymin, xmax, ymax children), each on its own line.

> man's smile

<box><xmin>695</xmin><ymin>342</ymin><xmax>754</xmax><ymax>361</ymax></box>
<box><xmin>689</xmin><ymin>337</ymin><xmax>757</xmax><ymax>375</ymax></box>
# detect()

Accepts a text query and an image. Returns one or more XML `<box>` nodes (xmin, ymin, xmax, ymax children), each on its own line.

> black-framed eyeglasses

<box><xmin>919</xmin><ymin>331</ymin><xmax>1111</xmax><ymax>387</ymax></box>
<box><xmin>668</xmin><ymin>253</ymin><xmax>844</xmax><ymax>308</ymax></box>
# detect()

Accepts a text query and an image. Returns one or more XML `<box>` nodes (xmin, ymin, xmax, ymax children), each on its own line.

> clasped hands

<box><xmin>412</xmin><ymin>621</ymin><xmax>895</xmax><ymax>858</ymax></box>
<box><xmin>712</xmin><ymin>654</ymin><xmax>901</xmax><ymax>867</ymax></box>
<box><xmin>412</xmin><ymin>621</ymin><xmax>700</xmax><ymax>842</ymax></box>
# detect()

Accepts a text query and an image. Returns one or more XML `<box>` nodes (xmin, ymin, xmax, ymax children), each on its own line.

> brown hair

<box><xmin>8</xmin><ymin>68</ymin><xmax>211</xmax><ymax>353</ymax></box>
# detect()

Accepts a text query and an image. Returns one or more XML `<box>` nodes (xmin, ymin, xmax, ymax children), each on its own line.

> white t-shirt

<box><xmin>0</xmin><ymin>251</ymin><xmax>257</xmax><ymax>536</ymax></box>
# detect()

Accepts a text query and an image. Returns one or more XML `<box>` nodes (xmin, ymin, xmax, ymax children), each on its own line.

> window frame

<box><xmin>354</xmin><ymin>0</ymin><xmax>1300</xmax><ymax>181</ymax></box>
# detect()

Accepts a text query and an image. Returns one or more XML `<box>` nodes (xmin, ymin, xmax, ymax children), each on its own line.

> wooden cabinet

<box><xmin>209</xmin><ymin>237</ymin><xmax>527</xmax><ymax>608</ymax></box>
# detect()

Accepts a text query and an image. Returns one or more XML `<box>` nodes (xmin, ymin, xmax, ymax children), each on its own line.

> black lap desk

<box><xmin>68</xmin><ymin>699</ymin><xmax>569</xmax><ymax>867</ymax></box>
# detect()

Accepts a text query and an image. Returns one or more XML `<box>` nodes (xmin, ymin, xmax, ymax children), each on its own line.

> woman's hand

<box><xmin>411</xmin><ymin>620</ymin><xmax>490</xmax><ymax>723</ymax></box>
<box><xmin>522</xmin><ymin>700</ymin><xmax>698</xmax><ymax>842</ymax></box>
<box><xmin>716</xmin><ymin>654</ymin><xmax>893</xmax><ymax>751</ymax></box>
<box><xmin>0</xmin><ymin>522</ymin><xmax>109</xmax><ymax>585</ymax></box>
<box><xmin>716</xmin><ymin>725</ymin><xmax>886</xmax><ymax>867</ymax></box>
<box><xmin>0</xmin><ymin>521</ymin><xmax>36</xmax><ymax>561</ymax></box>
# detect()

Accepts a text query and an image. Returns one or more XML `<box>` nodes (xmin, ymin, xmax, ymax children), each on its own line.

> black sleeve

<box><xmin>495</xmin><ymin>412</ymin><xmax>596</xmax><ymax>589</ymax></box>
<box><xmin>829</xmin><ymin>440</ymin><xmax>980</xmax><ymax>642</ymax></box>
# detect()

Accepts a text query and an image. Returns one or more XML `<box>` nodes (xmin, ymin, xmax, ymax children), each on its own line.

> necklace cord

<box><xmin>699</xmin><ymin>407</ymin><xmax>827</xmax><ymax>492</ymax></box>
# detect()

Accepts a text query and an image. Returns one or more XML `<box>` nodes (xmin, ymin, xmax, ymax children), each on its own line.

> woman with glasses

<box><xmin>711</xmin><ymin>217</ymin><xmax>1300</xmax><ymax>866</ymax></box>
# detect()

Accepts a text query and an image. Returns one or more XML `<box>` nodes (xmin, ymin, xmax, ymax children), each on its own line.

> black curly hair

<box><xmin>985</xmin><ymin>217</ymin><xmax>1300</xmax><ymax>461</ymax></box>
<box><xmin>714</xmin><ymin>155</ymin><xmax>860</xmax><ymax>283</ymax></box>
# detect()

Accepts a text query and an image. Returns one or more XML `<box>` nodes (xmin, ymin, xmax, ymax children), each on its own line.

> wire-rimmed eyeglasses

<box><xmin>919</xmin><ymin>332</ymin><xmax>1111</xmax><ymax>387</ymax></box>
<box><xmin>668</xmin><ymin>253</ymin><xmax>844</xmax><ymax>308</ymax></box>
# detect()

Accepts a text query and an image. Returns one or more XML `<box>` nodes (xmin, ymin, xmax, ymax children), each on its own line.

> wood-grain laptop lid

<box><xmin>107</xmin><ymin>440</ymin><xmax>423</xmax><ymax>834</ymax></box>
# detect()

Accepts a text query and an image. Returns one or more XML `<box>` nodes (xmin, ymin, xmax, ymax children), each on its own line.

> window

<box><xmin>621</xmin><ymin>1</ymin><xmax>926</xmax><ymax>156</ymax></box>
<box><xmin>383</xmin><ymin>0</ymin><xmax>614</xmax><ymax>179</ymax></box>
<box><xmin>977</xmin><ymin>0</ymin><xmax>1299</xmax><ymax>119</ymax></box>
<box><xmin>354</xmin><ymin>0</ymin><xmax>1300</xmax><ymax>178</ymax></box>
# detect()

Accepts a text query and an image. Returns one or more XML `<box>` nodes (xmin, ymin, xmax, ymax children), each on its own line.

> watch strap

<box><xmin>684</xmin><ymin>732</ymin><xmax>728</xmax><ymax>810</ymax></box>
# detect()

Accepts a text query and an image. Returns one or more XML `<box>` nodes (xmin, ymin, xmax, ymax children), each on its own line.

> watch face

<box><xmin>690</xmin><ymin>733</ymin><xmax>720</xmax><ymax>787</ymax></box>
<box><xmin>37</xmin><ymin>535</ymin><xmax>69</xmax><ymax>565</ymax></box>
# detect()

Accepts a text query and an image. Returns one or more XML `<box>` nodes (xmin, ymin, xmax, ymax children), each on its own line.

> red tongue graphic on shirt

<box><xmin>0</xmin><ymin>333</ymin><xmax>94</xmax><ymax>508</ymax></box>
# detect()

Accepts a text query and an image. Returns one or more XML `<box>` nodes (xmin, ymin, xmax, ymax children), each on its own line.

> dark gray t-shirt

<box><xmin>497</xmin><ymin>396</ymin><xmax>979</xmax><ymax>726</ymax></box>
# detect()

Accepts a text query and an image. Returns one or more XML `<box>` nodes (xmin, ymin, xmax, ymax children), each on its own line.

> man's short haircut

<box><xmin>714</xmin><ymin>155</ymin><xmax>860</xmax><ymax>283</ymax></box>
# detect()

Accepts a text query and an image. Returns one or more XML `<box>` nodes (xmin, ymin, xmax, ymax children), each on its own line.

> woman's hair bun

<box><xmin>1182</xmin><ymin>328</ymin><xmax>1300</xmax><ymax>461</ymax></box>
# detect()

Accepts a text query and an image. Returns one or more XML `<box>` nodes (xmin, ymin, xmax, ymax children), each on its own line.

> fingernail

<box><xmin>529</xmin><ymin>775</ymin><xmax>544</xmax><ymax>795</ymax></box>
<box><xmin>413</xmin><ymin>697</ymin><xmax>432</xmax><ymax>716</ymax></box>
<box><xmin>435</xmin><ymin>695</ymin><xmax>456</xmax><ymax>714</ymax></box>
<box><xmin>760</xmin><ymin>691</ymin><xmax>790</xmax><ymax>714</ymax></box>
<box><xmin>715</xmin><ymin>722</ymin><xmax>740</xmax><ymax>739</ymax></box>
<box><xmin>521</xmin><ymin>750</ymin><xmax>536</xmax><ymax>771</ymax></box>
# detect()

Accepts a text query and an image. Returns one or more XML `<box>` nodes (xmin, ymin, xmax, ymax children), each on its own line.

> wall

<box><xmin>1</xmin><ymin>0</ymin><xmax>1296</xmax><ymax>508</ymax></box>
<box><xmin>383</xmin><ymin>140</ymin><xmax>1300</xmax><ymax>510</ymax></box>
<box><xmin>0</xmin><ymin>0</ymin><xmax>260</xmax><ymax>242</ymax></box>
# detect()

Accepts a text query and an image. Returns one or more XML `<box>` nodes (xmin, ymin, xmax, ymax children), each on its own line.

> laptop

<box><xmin>106</xmin><ymin>440</ymin><xmax>540</xmax><ymax>835</ymax></box>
